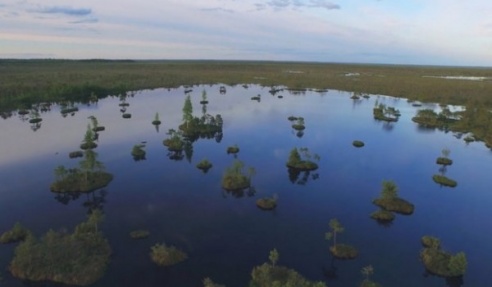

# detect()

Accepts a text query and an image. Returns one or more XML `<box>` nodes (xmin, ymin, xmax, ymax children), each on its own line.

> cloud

<box><xmin>70</xmin><ymin>18</ymin><xmax>99</xmax><ymax>24</ymax></box>
<box><xmin>200</xmin><ymin>7</ymin><xmax>235</xmax><ymax>13</ymax></box>
<box><xmin>264</xmin><ymin>0</ymin><xmax>340</xmax><ymax>11</ymax></box>
<box><xmin>32</xmin><ymin>6</ymin><xmax>92</xmax><ymax>17</ymax></box>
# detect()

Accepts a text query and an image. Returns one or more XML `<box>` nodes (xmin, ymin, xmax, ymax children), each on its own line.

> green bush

<box><xmin>196</xmin><ymin>159</ymin><xmax>213</xmax><ymax>172</ymax></box>
<box><xmin>221</xmin><ymin>160</ymin><xmax>254</xmax><ymax>191</ymax></box>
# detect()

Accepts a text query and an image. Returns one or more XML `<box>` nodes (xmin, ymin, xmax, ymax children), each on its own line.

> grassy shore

<box><xmin>1</xmin><ymin>59</ymin><xmax>492</xmax><ymax>111</ymax></box>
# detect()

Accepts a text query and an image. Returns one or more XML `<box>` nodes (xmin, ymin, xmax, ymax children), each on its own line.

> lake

<box><xmin>0</xmin><ymin>85</ymin><xmax>490</xmax><ymax>287</ymax></box>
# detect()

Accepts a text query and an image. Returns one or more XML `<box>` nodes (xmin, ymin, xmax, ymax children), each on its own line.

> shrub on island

<box><xmin>150</xmin><ymin>243</ymin><xmax>187</xmax><ymax>267</ymax></box>
<box><xmin>226</xmin><ymin>145</ymin><xmax>240</xmax><ymax>154</ymax></box>
<box><xmin>325</xmin><ymin>218</ymin><xmax>358</xmax><ymax>260</ymax></box>
<box><xmin>51</xmin><ymin>171</ymin><xmax>113</xmax><ymax>193</ymax></box>
<box><xmin>131</xmin><ymin>144</ymin><xmax>146</xmax><ymax>160</ymax></box>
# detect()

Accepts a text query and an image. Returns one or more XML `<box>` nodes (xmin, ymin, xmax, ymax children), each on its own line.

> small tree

<box><xmin>269</xmin><ymin>248</ymin><xmax>279</xmax><ymax>267</ymax></box>
<box><xmin>442</xmin><ymin>148</ymin><xmax>450</xmax><ymax>159</ymax></box>
<box><xmin>361</xmin><ymin>265</ymin><xmax>374</xmax><ymax>280</ymax></box>
<box><xmin>288</xmin><ymin>148</ymin><xmax>301</xmax><ymax>165</ymax></box>
<box><xmin>325</xmin><ymin>218</ymin><xmax>344</xmax><ymax>248</ymax></box>
<box><xmin>381</xmin><ymin>180</ymin><xmax>398</xmax><ymax>199</ymax></box>
<box><xmin>202</xmin><ymin>90</ymin><xmax>207</xmax><ymax>102</ymax></box>
<box><xmin>182</xmin><ymin>95</ymin><xmax>193</xmax><ymax>127</ymax></box>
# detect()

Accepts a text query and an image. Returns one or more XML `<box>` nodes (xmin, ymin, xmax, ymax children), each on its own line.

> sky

<box><xmin>1</xmin><ymin>0</ymin><xmax>491</xmax><ymax>66</ymax></box>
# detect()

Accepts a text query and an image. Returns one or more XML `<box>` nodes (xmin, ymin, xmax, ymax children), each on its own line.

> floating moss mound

<box><xmin>288</xmin><ymin>116</ymin><xmax>298</xmax><ymax>121</ymax></box>
<box><xmin>196</xmin><ymin>159</ymin><xmax>213</xmax><ymax>172</ymax></box>
<box><xmin>0</xmin><ymin>222</ymin><xmax>30</xmax><ymax>244</ymax></box>
<box><xmin>28</xmin><ymin>118</ymin><xmax>42</xmax><ymax>124</ymax></box>
<box><xmin>373</xmin><ymin>197</ymin><xmax>415</xmax><ymax>215</ymax></box>
<box><xmin>330</xmin><ymin>244</ymin><xmax>358</xmax><ymax>260</ymax></box>
<box><xmin>150</xmin><ymin>243</ymin><xmax>187</xmax><ymax>267</ymax></box>
<box><xmin>353</xmin><ymin>140</ymin><xmax>365</xmax><ymax>147</ymax></box>
<box><xmin>80</xmin><ymin>142</ymin><xmax>98</xmax><ymax>150</ymax></box>
<box><xmin>432</xmin><ymin>175</ymin><xmax>457</xmax><ymax>187</ymax></box>
<box><xmin>420</xmin><ymin>237</ymin><xmax>467</xmax><ymax>278</ymax></box>
<box><xmin>50</xmin><ymin>171</ymin><xmax>113</xmax><ymax>193</ymax></box>
<box><xmin>130</xmin><ymin>230</ymin><xmax>150</xmax><ymax>239</ymax></box>
<box><xmin>286</xmin><ymin>161</ymin><xmax>318</xmax><ymax>171</ymax></box>
<box><xmin>152</xmin><ymin>120</ymin><xmax>161</xmax><ymax>125</ymax></box>
<box><xmin>69</xmin><ymin>151</ymin><xmax>84</xmax><ymax>158</ymax></box>
<box><xmin>226</xmin><ymin>146</ymin><xmax>240</xmax><ymax>154</ymax></box>
<box><xmin>256</xmin><ymin>197</ymin><xmax>277</xmax><ymax>210</ymax></box>
<box><xmin>370</xmin><ymin>210</ymin><xmax>395</xmax><ymax>222</ymax></box>
<box><xmin>436</xmin><ymin>157</ymin><xmax>453</xmax><ymax>165</ymax></box>
<box><xmin>292</xmin><ymin>124</ymin><xmax>306</xmax><ymax>131</ymax></box>
<box><xmin>221</xmin><ymin>174</ymin><xmax>250</xmax><ymax>191</ymax></box>
<box><xmin>250</xmin><ymin>263</ymin><xmax>326</xmax><ymax>287</ymax></box>
<box><xmin>122</xmin><ymin>113</ymin><xmax>132</xmax><ymax>118</ymax></box>
<box><xmin>9</xmin><ymin>214</ymin><xmax>111</xmax><ymax>286</ymax></box>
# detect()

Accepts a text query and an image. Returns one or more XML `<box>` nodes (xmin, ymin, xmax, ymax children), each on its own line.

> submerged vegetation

<box><xmin>9</xmin><ymin>210</ymin><xmax>111</xmax><ymax>286</ymax></box>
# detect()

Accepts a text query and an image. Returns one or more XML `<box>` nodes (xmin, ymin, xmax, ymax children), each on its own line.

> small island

<box><xmin>150</xmin><ymin>243</ymin><xmax>188</xmax><ymax>267</ymax></box>
<box><xmin>436</xmin><ymin>148</ymin><xmax>453</xmax><ymax>166</ymax></box>
<box><xmin>372</xmin><ymin>180</ymin><xmax>414</xmax><ymax>215</ymax></box>
<box><xmin>163</xmin><ymin>129</ymin><xmax>185</xmax><ymax>152</ymax></box>
<box><xmin>370</xmin><ymin>209</ymin><xmax>395</xmax><ymax>223</ymax></box>
<box><xmin>152</xmin><ymin>112</ymin><xmax>161</xmax><ymax>125</ymax></box>
<box><xmin>122</xmin><ymin>113</ymin><xmax>132</xmax><ymax>118</ymax></box>
<box><xmin>131</xmin><ymin>144</ymin><xmax>146</xmax><ymax>161</ymax></box>
<box><xmin>256</xmin><ymin>194</ymin><xmax>278</xmax><ymax>210</ymax></box>
<box><xmin>221</xmin><ymin>160</ymin><xmax>255</xmax><ymax>191</ymax></box>
<box><xmin>286</xmin><ymin>147</ymin><xmax>319</xmax><ymax>171</ymax></box>
<box><xmin>291</xmin><ymin>117</ymin><xmax>306</xmax><ymax>131</ymax></box>
<box><xmin>432</xmin><ymin>174</ymin><xmax>458</xmax><ymax>187</ymax></box>
<box><xmin>353</xmin><ymin>140</ymin><xmax>365</xmax><ymax>148</ymax></box>
<box><xmin>325</xmin><ymin>218</ymin><xmax>358</xmax><ymax>260</ymax></box>
<box><xmin>373</xmin><ymin>102</ymin><xmax>400</xmax><ymax>122</ymax></box>
<box><xmin>226</xmin><ymin>144</ymin><xmax>240</xmax><ymax>155</ymax></box>
<box><xmin>129</xmin><ymin>230</ymin><xmax>150</xmax><ymax>239</ymax></box>
<box><xmin>80</xmin><ymin>124</ymin><xmax>98</xmax><ymax>150</ymax></box>
<box><xmin>420</xmin><ymin>235</ymin><xmax>467</xmax><ymax>277</ymax></box>
<box><xmin>196</xmin><ymin>159</ymin><xmax>213</xmax><ymax>173</ymax></box>
<box><xmin>9</xmin><ymin>210</ymin><xmax>111</xmax><ymax>286</ymax></box>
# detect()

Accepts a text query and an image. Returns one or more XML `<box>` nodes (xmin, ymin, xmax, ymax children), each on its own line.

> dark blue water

<box><xmin>0</xmin><ymin>85</ymin><xmax>490</xmax><ymax>287</ymax></box>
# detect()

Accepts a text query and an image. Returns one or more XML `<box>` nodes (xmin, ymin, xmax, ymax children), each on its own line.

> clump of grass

<box><xmin>221</xmin><ymin>159</ymin><xmax>255</xmax><ymax>191</ymax></box>
<box><xmin>150</xmin><ymin>243</ymin><xmax>187</xmax><ymax>267</ymax></box>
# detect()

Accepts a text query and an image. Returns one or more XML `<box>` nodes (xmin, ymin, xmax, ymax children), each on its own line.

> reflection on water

<box><xmin>0</xmin><ymin>85</ymin><xmax>491</xmax><ymax>287</ymax></box>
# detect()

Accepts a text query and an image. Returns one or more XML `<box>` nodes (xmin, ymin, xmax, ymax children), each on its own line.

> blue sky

<box><xmin>1</xmin><ymin>0</ymin><xmax>491</xmax><ymax>66</ymax></box>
